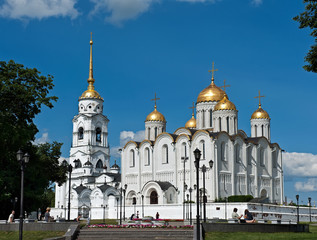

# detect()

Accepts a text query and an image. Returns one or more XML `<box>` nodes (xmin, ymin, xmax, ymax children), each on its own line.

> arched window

<box><xmin>260</xmin><ymin>148</ymin><xmax>265</xmax><ymax>166</ymax></box>
<box><xmin>219</xmin><ymin>118</ymin><xmax>222</xmax><ymax>131</ymax></box>
<box><xmin>150</xmin><ymin>191</ymin><xmax>158</xmax><ymax>204</ymax></box>
<box><xmin>235</xmin><ymin>144</ymin><xmax>241</xmax><ymax>163</ymax></box>
<box><xmin>130</xmin><ymin>150</ymin><xmax>135</xmax><ymax>167</ymax></box>
<box><xmin>182</xmin><ymin>143</ymin><xmax>187</xmax><ymax>158</ymax></box>
<box><xmin>261</xmin><ymin>125</ymin><xmax>264</xmax><ymax>136</ymax></box>
<box><xmin>221</xmin><ymin>142</ymin><xmax>226</xmax><ymax>161</ymax></box>
<box><xmin>96</xmin><ymin>128</ymin><xmax>101</xmax><ymax>142</ymax></box>
<box><xmin>144</xmin><ymin>148</ymin><xmax>150</xmax><ymax>166</ymax></box>
<box><xmin>96</xmin><ymin>159</ymin><xmax>103</xmax><ymax>168</ymax></box>
<box><xmin>210</xmin><ymin>110</ymin><xmax>213</xmax><ymax>127</ymax></box>
<box><xmin>74</xmin><ymin>159</ymin><xmax>82</xmax><ymax>168</ymax></box>
<box><xmin>226</xmin><ymin>116</ymin><xmax>229</xmax><ymax>132</ymax></box>
<box><xmin>155</xmin><ymin>127</ymin><xmax>158</xmax><ymax>138</ymax></box>
<box><xmin>148</xmin><ymin>128</ymin><xmax>150</xmax><ymax>139</ymax></box>
<box><xmin>199</xmin><ymin>140</ymin><xmax>205</xmax><ymax>159</ymax></box>
<box><xmin>78</xmin><ymin>127</ymin><xmax>84</xmax><ymax>140</ymax></box>
<box><xmin>132</xmin><ymin>197</ymin><xmax>136</xmax><ymax>205</ymax></box>
<box><xmin>162</xmin><ymin>145</ymin><xmax>168</xmax><ymax>164</ymax></box>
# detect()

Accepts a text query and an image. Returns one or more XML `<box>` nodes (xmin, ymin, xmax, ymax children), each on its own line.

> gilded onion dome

<box><xmin>197</xmin><ymin>78</ymin><xmax>225</xmax><ymax>103</ymax></box>
<box><xmin>251</xmin><ymin>104</ymin><xmax>270</xmax><ymax>119</ymax></box>
<box><xmin>214</xmin><ymin>93</ymin><xmax>236</xmax><ymax>111</ymax></box>
<box><xmin>80</xmin><ymin>34</ymin><xmax>103</xmax><ymax>100</ymax></box>
<box><xmin>145</xmin><ymin>105</ymin><xmax>166</xmax><ymax>122</ymax></box>
<box><xmin>185</xmin><ymin>115</ymin><xmax>196</xmax><ymax>129</ymax></box>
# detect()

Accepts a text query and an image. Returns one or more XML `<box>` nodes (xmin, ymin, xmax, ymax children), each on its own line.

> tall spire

<box><xmin>88</xmin><ymin>32</ymin><xmax>95</xmax><ymax>91</ymax></box>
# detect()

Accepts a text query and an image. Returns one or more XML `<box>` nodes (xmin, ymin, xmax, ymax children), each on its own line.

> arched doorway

<box><xmin>260</xmin><ymin>189</ymin><xmax>267</xmax><ymax>198</ymax></box>
<box><xmin>150</xmin><ymin>191</ymin><xmax>158</xmax><ymax>204</ymax></box>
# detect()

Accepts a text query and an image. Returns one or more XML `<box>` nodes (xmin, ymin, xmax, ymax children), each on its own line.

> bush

<box><xmin>228</xmin><ymin>195</ymin><xmax>254</xmax><ymax>202</ymax></box>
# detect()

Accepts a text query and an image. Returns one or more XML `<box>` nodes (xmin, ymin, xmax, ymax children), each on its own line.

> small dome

<box><xmin>111</xmin><ymin>160</ymin><xmax>120</xmax><ymax>169</ymax></box>
<box><xmin>145</xmin><ymin>106</ymin><xmax>166</xmax><ymax>122</ymax></box>
<box><xmin>197</xmin><ymin>80</ymin><xmax>225</xmax><ymax>103</ymax></box>
<box><xmin>214</xmin><ymin>94</ymin><xmax>236</xmax><ymax>111</ymax></box>
<box><xmin>251</xmin><ymin>105</ymin><xmax>270</xmax><ymax>119</ymax></box>
<box><xmin>185</xmin><ymin>115</ymin><xmax>196</xmax><ymax>129</ymax></box>
<box><xmin>84</xmin><ymin>160</ymin><xmax>93</xmax><ymax>167</ymax></box>
<box><xmin>80</xmin><ymin>89</ymin><xmax>102</xmax><ymax>100</ymax></box>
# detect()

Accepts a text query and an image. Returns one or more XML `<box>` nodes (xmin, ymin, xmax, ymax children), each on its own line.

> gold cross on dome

<box><xmin>254</xmin><ymin>90</ymin><xmax>265</xmax><ymax>105</ymax></box>
<box><xmin>189</xmin><ymin>102</ymin><xmax>195</xmax><ymax>115</ymax></box>
<box><xmin>208</xmin><ymin>62</ymin><xmax>218</xmax><ymax>80</ymax></box>
<box><xmin>220</xmin><ymin>79</ymin><xmax>230</xmax><ymax>92</ymax></box>
<box><xmin>151</xmin><ymin>93</ymin><xmax>160</xmax><ymax>107</ymax></box>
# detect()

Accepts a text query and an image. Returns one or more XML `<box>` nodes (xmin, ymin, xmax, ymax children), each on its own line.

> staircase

<box><xmin>77</xmin><ymin>228</ymin><xmax>194</xmax><ymax>240</ymax></box>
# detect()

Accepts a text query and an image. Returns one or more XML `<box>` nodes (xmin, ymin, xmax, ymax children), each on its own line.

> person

<box><xmin>76</xmin><ymin>215</ymin><xmax>81</xmax><ymax>222</ymax></box>
<box><xmin>8</xmin><ymin>210</ymin><xmax>15</xmax><ymax>223</ymax></box>
<box><xmin>45</xmin><ymin>207</ymin><xmax>51</xmax><ymax>222</ymax></box>
<box><xmin>156</xmin><ymin>212</ymin><xmax>160</xmax><ymax>219</ymax></box>
<box><xmin>244</xmin><ymin>209</ymin><xmax>255</xmax><ymax>223</ymax></box>
<box><xmin>130</xmin><ymin>213</ymin><xmax>135</xmax><ymax>220</ymax></box>
<box><xmin>136</xmin><ymin>211</ymin><xmax>139</xmax><ymax>219</ymax></box>
<box><xmin>231</xmin><ymin>208</ymin><xmax>242</xmax><ymax>220</ymax></box>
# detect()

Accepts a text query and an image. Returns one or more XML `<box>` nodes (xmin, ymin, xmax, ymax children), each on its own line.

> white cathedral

<box><xmin>53</xmin><ymin>37</ymin><xmax>283</xmax><ymax>220</ymax></box>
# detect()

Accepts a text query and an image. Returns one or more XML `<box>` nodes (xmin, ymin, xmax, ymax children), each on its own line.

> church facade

<box><xmin>53</xmin><ymin>37</ymin><xmax>120</xmax><ymax>220</ymax></box>
<box><xmin>121</xmin><ymin>65</ymin><xmax>284</xmax><ymax>210</ymax></box>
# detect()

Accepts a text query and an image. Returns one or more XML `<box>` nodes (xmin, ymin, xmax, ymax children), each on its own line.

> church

<box><xmin>121</xmin><ymin>64</ymin><xmax>284</xmax><ymax>209</ymax></box>
<box><xmin>52</xmin><ymin>36</ymin><xmax>284</xmax><ymax>220</ymax></box>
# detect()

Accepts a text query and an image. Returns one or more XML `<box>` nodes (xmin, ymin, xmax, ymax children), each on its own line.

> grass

<box><xmin>0</xmin><ymin>231</ymin><xmax>65</xmax><ymax>240</ymax></box>
<box><xmin>205</xmin><ymin>224</ymin><xmax>317</xmax><ymax>240</ymax></box>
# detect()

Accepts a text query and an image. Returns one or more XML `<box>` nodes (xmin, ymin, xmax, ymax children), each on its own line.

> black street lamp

<box><xmin>17</xmin><ymin>150</ymin><xmax>30</xmax><ymax>240</ymax></box>
<box><xmin>67</xmin><ymin>164</ymin><xmax>73</xmax><ymax>221</ymax></box>
<box><xmin>141</xmin><ymin>195</ymin><xmax>144</xmax><ymax>218</ymax></box>
<box><xmin>308</xmin><ymin>197</ymin><xmax>312</xmax><ymax>223</ymax></box>
<box><xmin>296</xmin><ymin>194</ymin><xmax>299</xmax><ymax>224</ymax></box>
<box><xmin>123</xmin><ymin>184</ymin><xmax>127</xmax><ymax>220</ymax></box>
<box><xmin>116</xmin><ymin>197</ymin><xmax>119</xmax><ymax>221</ymax></box>
<box><xmin>186</xmin><ymin>194</ymin><xmax>189</xmax><ymax>220</ymax></box>
<box><xmin>119</xmin><ymin>188</ymin><xmax>123</xmax><ymax>225</ymax></box>
<box><xmin>193</xmin><ymin>148</ymin><xmax>201</xmax><ymax>240</ymax></box>
<box><xmin>189</xmin><ymin>187</ymin><xmax>193</xmax><ymax>225</ymax></box>
<box><xmin>181</xmin><ymin>156</ymin><xmax>188</xmax><ymax>220</ymax></box>
<box><xmin>201</xmin><ymin>165</ymin><xmax>207</xmax><ymax>223</ymax></box>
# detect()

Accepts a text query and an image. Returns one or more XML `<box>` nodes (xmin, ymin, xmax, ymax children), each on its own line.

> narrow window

<box><xmin>162</xmin><ymin>145</ymin><xmax>168</xmax><ymax>164</ymax></box>
<box><xmin>247</xmin><ymin>148</ymin><xmax>252</xmax><ymax>165</ymax></box>
<box><xmin>202</xmin><ymin>110</ymin><xmax>205</xmax><ymax>128</ymax></box>
<box><xmin>219</xmin><ymin>118</ymin><xmax>222</xmax><ymax>131</ymax></box>
<box><xmin>130</xmin><ymin>150</ymin><xmax>135</xmax><ymax>167</ymax></box>
<box><xmin>260</xmin><ymin>148</ymin><xmax>264</xmax><ymax>166</ymax></box>
<box><xmin>261</xmin><ymin>125</ymin><xmax>264</xmax><ymax>136</ymax></box>
<box><xmin>78</xmin><ymin>127</ymin><xmax>84</xmax><ymax>140</ymax></box>
<box><xmin>226</xmin><ymin>117</ymin><xmax>229</xmax><ymax>132</ymax></box>
<box><xmin>255</xmin><ymin>125</ymin><xmax>257</xmax><ymax>137</ymax></box>
<box><xmin>96</xmin><ymin>128</ymin><xmax>101</xmax><ymax>142</ymax></box>
<box><xmin>145</xmin><ymin>148</ymin><xmax>150</xmax><ymax>166</ymax></box>
<box><xmin>96</xmin><ymin>159</ymin><xmax>103</xmax><ymax>168</ymax></box>
<box><xmin>235</xmin><ymin>145</ymin><xmax>240</xmax><ymax>163</ymax></box>
<box><xmin>182</xmin><ymin>143</ymin><xmax>187</xmax><ymax>158</ymax></box>
<box><xmin>148</xmin><ymin>128</ymin><xmax>150</xmax><ymax>139</ymax></box>
<box><xmin>221</xmin><ymin>142</ymin><xmax>226</xmax><ymax>161</ymax></box>
<box><xmin>210</xmin><ymin>110</ymin><xmax>213</xmax><ymax>128</ymax></box>
<box><xmin>155</xmin><ymin>127</ymin><xmax>157</xmax><ymax>138</ymax></box>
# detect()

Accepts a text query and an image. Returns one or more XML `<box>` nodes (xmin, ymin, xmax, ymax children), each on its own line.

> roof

<box><xmin>74</xmin><ymin>184</ymin><xmax>87</xmax><ymax>194</ymax></box>
<box><xmin>98</xmin><ymin>184</ymin><xmax>111</xmax><ymax>193</ymax></box>
<box><xmin>105</xmin><ymin>172</ymin><xmax>121</xmax><ymax>182</ymax></box>
<box><xmin>155</xmin><ymin>181</ymin><xmax>175</xmax><ymax>191</ymax></box>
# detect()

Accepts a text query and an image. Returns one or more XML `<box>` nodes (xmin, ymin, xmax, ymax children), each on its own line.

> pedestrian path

<box><xmin>77</xmin><ymin>228</ymin><xmax>194</xmax><ymax>240</ymax></box>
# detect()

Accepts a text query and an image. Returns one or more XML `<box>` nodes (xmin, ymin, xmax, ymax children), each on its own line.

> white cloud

<box><xmin>34</xmin><ymin>132</ymin><xmax>50</xmax><ymax>144</ymax></box>
<box><xmin>251</xmin><ymin>0</ymin><xmax>263</xmax><ymax>6</ymax></box>
<box><xmin>110</xmin><ymin>130</ymin><xmax>145</xmax><ymax>158</ymax></box>
<box><xmin>0</xmin><ymin>0</ymin><xmax>79</xmax><ymax>20</ymax></box>
<box><xmin>283</xmin><ymin>152</ymin><xmax>317</xmax><ymax>177</ymax></box>
<box><xmin>294</xmin><ymin>178</ymin><xmax>317</xmax><ymax>192</ymax></box>
<box><xmin>90</xmin><ymin>0</ymin><xmax>157</xmax><ymax>26</ymax></box>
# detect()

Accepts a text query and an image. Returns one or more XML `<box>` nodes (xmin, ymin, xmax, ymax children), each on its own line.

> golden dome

<box><xmin>185</xmin><ymin>115</ymin><xmax>196</xmax><ymax>129</ymax></box>
<box><xmin>251</xmin><ymin>105</ymin><xmax>270</xmax><ymax>119</ymax></box>
<box><xmin>214</xmin><ymin>94</ymin><xmax>236</xmax><ymax>111</ymax></box>
<box><xmin>79</xmin><ymin>33</ymin><xmax>103</xmax><ymax>100</ymax></box>
<box><xmin>145</xmin><ymin>106</ymin><xmax>166</xmax><ymax>122</ymax></box>
<box><xmin>197</xmin><ymin>79</ymin><xmax>225</xmax><ymax>103</ymax></box>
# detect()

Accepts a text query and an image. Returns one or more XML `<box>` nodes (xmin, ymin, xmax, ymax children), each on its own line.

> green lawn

<box><xmin>205</xmin><ymin>225</ymin><xmax>317</xmax><ymax>240</ymax></box>
<box><xmin>0</xmin><ymin>231</ymin><xmax>65</xmax><ymax>240</ymax></box>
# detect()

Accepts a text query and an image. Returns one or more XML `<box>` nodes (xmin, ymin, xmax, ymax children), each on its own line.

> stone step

<box><xmin>77</xmin><ymin>229</ymin><xmax>193</xmax><ymax>240</ymax></box>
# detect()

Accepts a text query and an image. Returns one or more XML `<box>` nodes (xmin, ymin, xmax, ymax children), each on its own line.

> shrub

<box><xmin>228</xmin><ymin>195</ymin><xmax>254</xmax><ymax>202</ymax></box>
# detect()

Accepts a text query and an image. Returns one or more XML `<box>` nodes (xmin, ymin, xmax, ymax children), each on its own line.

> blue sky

<box><xmin>1</xmin><ymin>0</ymin><xmax>316</xmax><ymax>204</ymax></box>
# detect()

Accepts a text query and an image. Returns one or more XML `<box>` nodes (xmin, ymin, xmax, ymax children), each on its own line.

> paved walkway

<box><xmin>77</xmin><ymin>228</ymin><xmax>194</xmax><ymax>240</ymax></box>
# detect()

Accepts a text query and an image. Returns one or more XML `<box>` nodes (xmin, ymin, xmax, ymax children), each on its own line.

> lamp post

<box><xmin>186</xmin><ymin>194</ymin><xmax>189</xmax><ymax>220</ymax></box>
<box><xmin>193</xmin><ymin>148</ymin><xmax>201</xmax><ymax>240</ymax></box>
<box><xmin>308</xmin><ymin>197</ymin><xmax>312</xmax><ymax>223</ymax></box>
<box><xmin>119</xmin><ymin>188</ymin><xmax>123</xmax><ymax>225</ymax></box>
<box><xmin>296</xmin><ymin>194</ymin><xmax>299</xmax><ymax>224</ymax></box>
<box><xmin>67</xmin><ymin>164</ymin><xmax>73</xmax><ymax>221</ymax></box>
<box><xmin>225</xmin><ymin>197</ymin><xmax>227</xmax><ymax>220</ymax></box>
<box><xmin>181</xmin><ymin>156</ymin><xmax>188</xmax><ymax>220</ymax></box>
<box><xmin>189</xmin><ymin>187</ymin><xmax>193</xmax><ymax>225</ymax></box>
<box><xmin>201</xmin><ymin>165</ymin><xmax>207</xmax><ymax>223</ymax></box>
<box><xmin>123</xmin><ymin>184</ymin><xmax>127</xmax><ymax>220</ymax></box>
<box><xmin>141</xmin><ymin>195</ymin><xmax>144</xmax><ymax>218</ymax></box>
<box><xmin>17</xmin><ymin>150</ymin><xmax>30</xmax><ymax>240</ymax></box>
<box><xmin>101</xmin><ymin>204</ymin><xmax>105</xmax><ymax>223</ymax></box>
<box><xmin>116</xmin><ymin>198</ymin><xmax>119</xmax><ymax>221</ymax></box>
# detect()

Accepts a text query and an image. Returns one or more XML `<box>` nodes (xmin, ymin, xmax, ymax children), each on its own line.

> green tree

<box><xmin>293</xmin><ymin>0</ymin><xmax>317</xmax><ymax>73</ymax></box>
<box><xmin>0</xmin><ymin>60</ymin><xmax>67</xmax><ymax>219</ymax></box>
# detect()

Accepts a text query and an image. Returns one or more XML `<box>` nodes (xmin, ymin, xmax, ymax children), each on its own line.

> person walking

<box><xmin>8</xmin><ymin>210</ymin><xmax>15</xmax><ymax>223</ymax></box>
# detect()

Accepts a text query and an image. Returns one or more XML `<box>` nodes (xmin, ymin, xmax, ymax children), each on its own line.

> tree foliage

<box><xmin>0</xmin><ymin>60</ymin><xmax>67</xmax><ymax>219</ymax></box>
<box><xmin>293</xmin><ymin>0</ymin><xmax>317</xmax><ymax>73</ymax></box>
